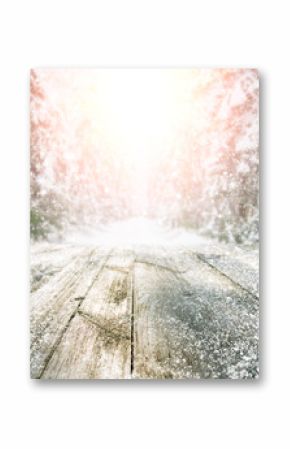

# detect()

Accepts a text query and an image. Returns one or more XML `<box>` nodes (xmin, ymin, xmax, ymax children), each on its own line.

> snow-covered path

<box><xmin>30</xmin><ymin>223</ymin><xmax>259</xmax><ymax>379</ymax></box>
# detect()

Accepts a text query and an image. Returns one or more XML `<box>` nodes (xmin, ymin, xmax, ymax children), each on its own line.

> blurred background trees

<box><xmin>30</xmin><ymin>69</ymin><xmax>258</xmax><ymax>246</ymax></box>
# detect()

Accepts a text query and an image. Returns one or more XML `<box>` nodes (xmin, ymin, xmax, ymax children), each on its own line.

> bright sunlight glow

<box><xmin>83</xmin><ymin>69</ymin><xmax>195</xmax><ymax>164</ymax></box>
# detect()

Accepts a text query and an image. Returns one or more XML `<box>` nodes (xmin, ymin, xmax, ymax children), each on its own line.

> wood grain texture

<box><xmin>30</xmin><ymin>243</ymin><xmax>259</xmax><ymax>380</ymax></box>
<box><xmin>80</xmin><ymin>266</ymin><xmax>132</xmax><ymax>335</ymax></box>
<box><xmin>198</xmin><ymin>253</ymin><xmax>259</xmax><ymax>297</ymax></box>
<box><xmin>42</xmin><ymin>313</ymin><xmax>131</xmax><ymax>379</ymax></box>
<box><xmin>30</xmin><ymin>248</ymin><xmax>109</xmax><ymax>378</ymax></box>
<box><xmin>30</xmin><ymin>244</ymin><xmax>88</xmax><ymax>292</ymax></box>
<box><xmin>39</xmin><ymin>250</ymin><xmax>132</xmax><ymax>379</ymax></box>
<box><xmin>105</xmin><ymin>249</ymin><xmax>135</xmax><ymax>272</ymax></box>
<box><xmin>133</xmin><ymin>254</ymin><xmax>258</xmax><ymax>379</ymax></box>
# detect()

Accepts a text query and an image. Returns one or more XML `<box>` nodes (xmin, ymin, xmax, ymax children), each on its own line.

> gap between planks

<box><xmin>196</xmin><ymin>253</ymin><xmax>259</xmax><ymax>299</ymax></box>
<box><xmin>38</xmin><ymin>249</ymin><xmax>113</xmax><ymax>378</ymax></box>
<box><xmin>38</xmin><ymin>248</ymin><xmax>257</xmax><ymax>379</ymax></box>
<box><xmin>40</xmin><ymin>250</ymin><xmax>135</xmax><ymax>379</ymax></box>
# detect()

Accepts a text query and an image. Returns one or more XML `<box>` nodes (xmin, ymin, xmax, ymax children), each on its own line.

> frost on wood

<box><xmin>31</xmin><ymin>240</ymin><xmax>259</xmax><ymax>379</ymax></box>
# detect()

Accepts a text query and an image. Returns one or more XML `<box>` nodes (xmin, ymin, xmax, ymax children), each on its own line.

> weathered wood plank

<box><xmin>133</xmin><ymin>254</ymin><xmax>259</xmax><ymax>379</ymax></box>
<box><xmin>135</xmin><ymin>246</ymin><xmax>191</xmax><ymax>273</ymax></box>
<box><xmin>42</xmin><ymin>313</ymin><xmax>131</xmax><ymax>379</ymax></box>
<box><xmin>30</xmin><ymin>248</ymin><xmax>110</xmax><ymax>378</ymax></box>
<box><xmin>197</xmin><ymin>253</ymin><xmax>259</xmax><ymax>297</ymax></box>
<box><xmin>30</xmin><ymin>242</ymin><xmax>70</xmax><ymax>256</ymax></box>
<box><xmin>42</xmin><ymin>264</ymin><xmax>132</xmax><ymax>379</ymax></box>
<box><xmin>30</xmin><ymin>241</ymin><xmax>259</xmax><ymax>380</ymax></box>
<box><xmin>80</xmin><ymin>267</ymin><xmax>132</xmax><ymax>333</ymax></box>
<box><xmin>105</xmin><ymin>249</ymin><xmax>135</xmax><ymax>272</ymax></box>
<box><xmin>30</xmin><ymin>245</ymin><xmax>88</xmax><ymax>292</ymax></box>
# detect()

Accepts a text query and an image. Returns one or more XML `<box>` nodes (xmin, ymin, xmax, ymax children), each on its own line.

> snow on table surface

<box><xmin>30</xmin><ymin>223</ymin><xmax>259</xmax><ymax>380</ymax></box>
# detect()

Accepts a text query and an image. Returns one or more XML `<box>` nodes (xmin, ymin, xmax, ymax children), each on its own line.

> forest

<box><xmin>30</xmin><ymin>68</ymin><xmax>259</xmax><ymax>246</ymax></box>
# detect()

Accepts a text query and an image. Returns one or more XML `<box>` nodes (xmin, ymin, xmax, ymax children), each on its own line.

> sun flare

<box><xmin>81</xmin><ymin>69</ymin><xmax>194</xmax><ymax>172</ymax></box>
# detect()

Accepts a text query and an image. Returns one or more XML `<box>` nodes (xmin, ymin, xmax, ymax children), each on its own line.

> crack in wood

<box><xmin>39</xmin><ymin>300</ymin><xmax>82</xmax><ymax>378</ymax></box>
<box><xmin>38</xmin><ymin>250</ymin><xmax>113</xmax><ymax>378</ymax></box>
<box><xmin>78</xmin><ymin>310</ymin><xmax>131</xmax><ymax>340</ymax></box>
<box><xmin>196</xmin><ymin>253</ymin><xmax>258</xmax><ymax>299</ymax></box>
<box><xmin>136</xmin><ymin>259</ymin><xmax>185</xmax><ymax>275</ymax></box>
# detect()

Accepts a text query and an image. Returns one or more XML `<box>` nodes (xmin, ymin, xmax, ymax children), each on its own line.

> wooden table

<box><xmin>30</xmin><ymin>241</ymin><xmax>259</xmax><ymax>379</ymax></box>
